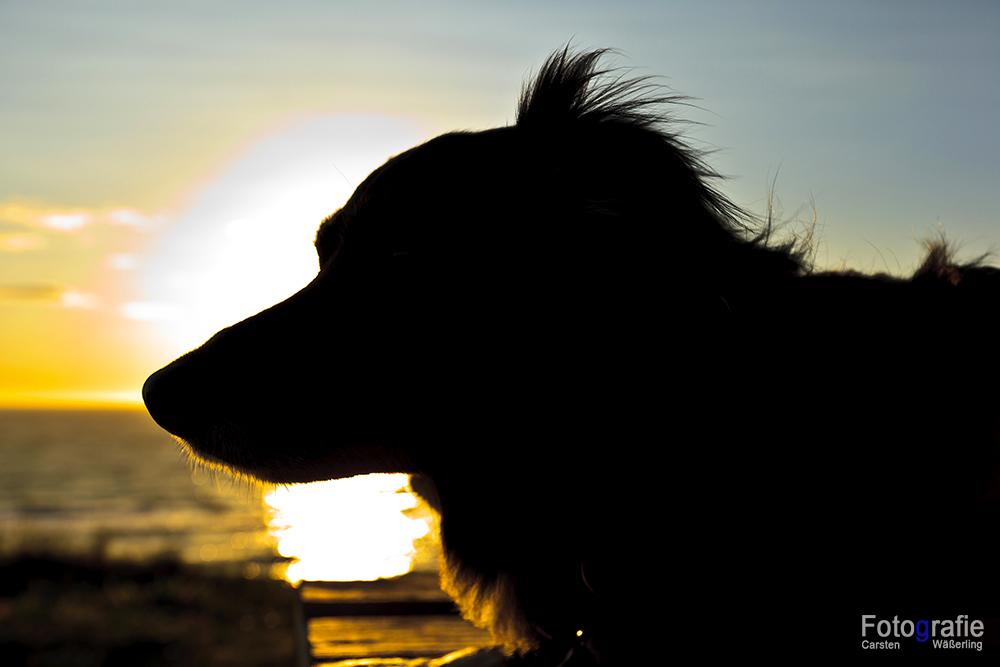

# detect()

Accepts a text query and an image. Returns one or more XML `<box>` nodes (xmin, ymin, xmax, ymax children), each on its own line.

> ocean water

<box><xmin>0</xmin><ymin>408</ymin><xmax>279</xmax><ymax>573</ymax></box>
<box><xmin>0</xmin><ymin>408</ymin><xmax>439</xmax><ymax>581</ymax></box>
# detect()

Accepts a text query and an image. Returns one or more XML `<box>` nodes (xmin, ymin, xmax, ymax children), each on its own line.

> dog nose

<box><xmin>142</xmin><ymin>361</ymin><xmax>206</xmax><ymax>439</ymax></box>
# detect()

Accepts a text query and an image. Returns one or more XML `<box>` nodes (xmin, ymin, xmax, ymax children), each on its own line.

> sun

<box><xmin>139</xmin><ymin>114</ymin><xmax>428</xmax><ymax>356</ymax></box>
<box><xmin>265</xmin><ymin>474</ymin><xmax>433</xmax><ymax>583</ymax></box>
<box><xmin>138</xmin><ymin>114</ymin><xmax>436</xmax><ymax>582</ymax></box>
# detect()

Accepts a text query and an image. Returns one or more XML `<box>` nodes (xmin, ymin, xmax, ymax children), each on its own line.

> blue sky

<box><xmin>3</xmin><ymin>1</ymin><xmax>997</xmax><ymax>254</ymax></box>
<box><xmin>0</xmin><ymin>0</ymin><xmax>997</xmax><ymax>400</ymax></box>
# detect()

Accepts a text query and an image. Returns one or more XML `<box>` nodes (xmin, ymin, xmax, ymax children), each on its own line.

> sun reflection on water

<box><xmin>263</xmin><ymin>473</ymin><xmax>431</xmax><ymax>583</ymax></box>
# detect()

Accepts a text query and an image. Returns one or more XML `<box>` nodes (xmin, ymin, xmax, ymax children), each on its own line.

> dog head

<box><xmin>142</xmin><ymin>48</ymin><xmax>771</xmax><ymax>485</ymax></box>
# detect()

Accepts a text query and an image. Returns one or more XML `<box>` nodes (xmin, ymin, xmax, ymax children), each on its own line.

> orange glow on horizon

<box><xmin>1</xmin><ymin>115</ymin><xmax>427</xmax><ymax>404</ymax></box>
<box><xmin>0</xmin><ymin>390</ymin><xmax>146</xmax><ymax>410</ymax></box>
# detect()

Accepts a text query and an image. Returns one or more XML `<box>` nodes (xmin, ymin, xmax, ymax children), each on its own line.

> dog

<box><xmin>144</xmin><ymin>47</ymin><xmax>1000</xmax><ymax>660</ymax></box>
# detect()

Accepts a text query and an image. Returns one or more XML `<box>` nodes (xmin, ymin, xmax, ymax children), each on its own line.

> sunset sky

<box><xmin>1</xmin><ymin>1</ymin><xmax>997</xmax><ymax>406</ymax></box>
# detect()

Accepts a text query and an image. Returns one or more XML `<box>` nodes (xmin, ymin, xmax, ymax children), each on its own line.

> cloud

<box><xmin>60</xmin><ymin>289</ymin><xmax>99</xmax><ymax>309</ymax></box>
<box><xmin>108</xmin><ymin>209</ymin><xmax>155</xmax><ymax>227</ymax></box>
<box><xmin>0</xmin><ymin>233</ymin><xmax>46</xmax><ymax>252</ymax></box>
<box><xmin>0</xmin><ymin>283</ymin><xmax>65</xmax><ymax>303</ymax></box>
<box><xmin>108</xmin><ymin>253</ymin><xmax>139</xmax><ymax>270</ymax></box>
<box><xmin>0</xmin><ymin>200</ymin><xmax>166</xmax><ymax>234</ymax></box>
<box><xmin>121</xmin><ymin>301</ymin><xmax>182</xmax><ymax>321</ymax></box>
<box><xmin>0</xmin><ymin>219</ymin><xmax>45</xmax><ymax>252</ymax></box>
<box><xmin>40</xmin><ymin>212</ymin><xmax>92</xmax><ymax>230</ymax></box>
<box><xmin>0</xmin><ymin>283</ymin><xmax>98</xmax><ymax>309</ymax></box>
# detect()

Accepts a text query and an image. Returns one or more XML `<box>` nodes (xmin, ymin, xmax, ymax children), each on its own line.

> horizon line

<box><xmin>0</xmin><ymin>390</ymin><xmax>146</xmax><ymax>410</ymax></box>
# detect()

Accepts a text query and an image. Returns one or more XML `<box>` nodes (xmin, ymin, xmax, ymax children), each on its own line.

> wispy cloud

<box><xmin>40</xmin><ymin>212</ymin><xmax>92</xmax><ymax>230</ymax></box>
<box><xmin>121</xmin><ymin>301</ymin><xmax>182</xmax><ymax>321</ymax></box>
<box><xmin>0</xmin><ymin>232</ymin><xmax>46</xmax><ymax>252</ymax></box>
<box><xmin>0</xmin><ymin>200</ymin><xmax>166</xmax><ymax>236</ymax></box>
<box><xmin>0</xmin><ymin>283</ymin><xmax>98</xmax><ymax>309</ymax></box>
<box><xmin>60</xmin><ymin>289</ymin><xmax>99</xmax><ymax>309</ymax></box>
<box><xmin>107</xmin><ymin>253</ymin><xmax>139</xmax><ymax>270</ymax></box>
<box><xmin>0</xmin><ymin>283</ymin><xmax>65</xmax><ymax>303</ymax></box>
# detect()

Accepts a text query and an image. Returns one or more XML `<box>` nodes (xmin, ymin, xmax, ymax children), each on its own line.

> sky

<box><xmin>1</xmin><ymin>0</ymin><xmax>997</xmax><ymax>406</ymax></box>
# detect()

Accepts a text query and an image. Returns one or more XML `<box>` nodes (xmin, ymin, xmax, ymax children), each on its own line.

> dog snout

<box><xmin>142</xmin><ymin>356</ymin><xmax>211</xmax><ymax>441</ymax></box>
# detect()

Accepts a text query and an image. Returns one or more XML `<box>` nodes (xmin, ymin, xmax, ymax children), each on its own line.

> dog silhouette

<box><xmin>144</xmin><ymin>47</ymin><xmax>1000</xmax><ymax>661</ymax></box>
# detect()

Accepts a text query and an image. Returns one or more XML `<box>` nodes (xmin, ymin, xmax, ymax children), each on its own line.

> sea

<box><xmin>0</xmin><ymin>408</ymin><xmax>437</xmax><ymax>581</ymax></box>
<box><xmin>0</xmin><ymin>408</ymin><xmax>278</xmax><ymax>573</ymax></box>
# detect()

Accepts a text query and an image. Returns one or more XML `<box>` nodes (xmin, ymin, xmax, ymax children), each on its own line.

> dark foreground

<box><xmin>0</xmin><ymin>554</ymin><xmax>303</xmax><ymax>667</ymax></box>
